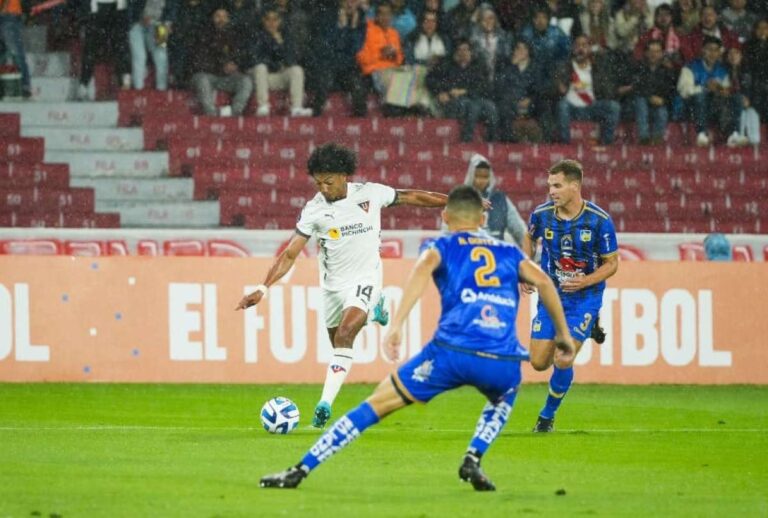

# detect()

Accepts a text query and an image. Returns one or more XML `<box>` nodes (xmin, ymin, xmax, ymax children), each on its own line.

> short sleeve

<box><xmin>419</xmin><ymin>237</ymin><xmax>440</xmax><ymax>255</ymax></box>
<box><xmin>369</xmin><ymin>182</ymin><xmax>397</xmax><ymax>207</ymax></box>
<box><xmin>598</xmin><ymin>216</ymin><xmax>619</xmax><ymax>257</ymax></box>
<box><xmin>295</xmin><ymin>205</ymin><xmax>317</xmax><ymax>238</ymax></box>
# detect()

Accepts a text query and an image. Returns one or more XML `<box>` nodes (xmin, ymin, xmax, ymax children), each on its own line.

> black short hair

<box><xmin>702</xmin><ymin>35</ymin><xmax>723</xmax><ymax>48</ymax></box>
<box><xmin>645</xmin><ymin>38</ymin><xmax>664</xmax><ymax>51</ymax></box>
<box><xmin>654</xmin><ymin>3</ymin><xmax>672</xmax><ymax>16</ymax></box>
<box><xmin>447</xmin><ymin>185</ymin><xmax>483</xmax><ymax>212</ymax></box>
<box><xmin>307</xmin><ymin>143</ymin><xmax>357</xmax><ymax>176</ymax></box>
<box><xmin>453</xmin><ymin>37</ymin><xmax>472</xmax><ymax>51</ymax></box>
<box><xmin>531</xmin><ymin>4</ymin><xmax>551</xmax><ymax>19</ymax></box>
<box><xmin>376</xmin><ymin>1</ymin><xmax>393</xmax><ymax>14</ymax></box>
<box><xmin>475</xmin><ymin>160</ymin><xmax>491</xmax><ymax>170</ymax></box>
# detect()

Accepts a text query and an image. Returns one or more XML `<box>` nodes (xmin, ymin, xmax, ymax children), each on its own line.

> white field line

<box><xmin>0</xmin><ymin>425</ymin><xmax>764</xmax><ymax>433</ymax></box>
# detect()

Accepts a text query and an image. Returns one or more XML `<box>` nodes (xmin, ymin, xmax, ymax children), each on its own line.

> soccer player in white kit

<box><xmin>236</xmin><ymin>143</ymin><xmax>449</xmax><ymax>428</ymax></box>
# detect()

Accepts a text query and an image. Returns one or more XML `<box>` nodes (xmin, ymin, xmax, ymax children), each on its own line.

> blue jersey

<box><xmin>420</xmin><ymin>231</ymin><xmax>527</xmax><ymax>358</ymax></box>
<box><xmin>527</xmin><ymin>200</ymin><xmax>618</xmax><ymax>300</ymax></box>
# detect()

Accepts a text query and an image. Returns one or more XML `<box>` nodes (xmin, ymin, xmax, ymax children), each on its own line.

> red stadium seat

<box><xmin>0</xmin><ymin>239</ymin><xmax>63</xmax><ymax>255</ymax></box>
<box><xmin>219</xmin><ymin>190</ymin><xmax>276</xmax><ymax>226</ymax></box>
<box><xmin>137</xmin><ymin>240</ymin><xmax>160</xmax><ymax>256</ymax></box>
<box><xmin>0</xmin><ymin>113</ymin><xmax>20</xmax><ymax>137</ymax></box>
<box><xmin>732</xmin><ymin>244</ymin><xmax>753</xmax><ymax>262</ymax></box>
<box><xmin>244</xmin><ymin>214</ymin><xmax>299</xmax><ymax>230</ymax></box>
<box><xmin>64</xmin><ymin>240</ymin><xmax>130</xmax><ymax>256</ymax></box>
<box><xmin>380</xmin><ymin>238</ymin><xmax>403</xmax><ymax>258</ymax></box>
<box><xmin>0</xmin><ymin>137</ymin><xmax>45</xmax><ymax>162</ymax></box>
<box><xmin>679</xmin><ymin>242</ymin><xmax>706</xmax><ymax>261</ymax></box>
<box><xmin>617</xmin><ymin>244</ymin><xmax>647</xmax><ymax>261</ymax></box>
<box><xmin>163</xmin><ymin>240</ymin><xmax>206</xmax><ymax>256</ymax></box>
<box><xmin>666</xmin><ymin>219</ymin><xmax>713</xmax><ymax>234</ymax></box>
<box><xmin>207</xmin><ymin>239</ymin><xmax>250</xmax><ymax>257</ymax></box>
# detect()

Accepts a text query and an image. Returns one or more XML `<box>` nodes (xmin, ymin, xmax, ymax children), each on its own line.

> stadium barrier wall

<box><xmin>0</xmin><ymin>257</ymin><xmax>765</xmax><ymax>384</ymax></box>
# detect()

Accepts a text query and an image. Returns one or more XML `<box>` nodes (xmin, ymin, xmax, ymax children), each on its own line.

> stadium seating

<box><xmin>0</xmin><ymin>115</ymin><xmax>120</xmax><ymax>228</ymax></box>
<box><xmin>0</xmin><ymin>22</ymin><xmax>764</xmax><ymax>232</ymax></box>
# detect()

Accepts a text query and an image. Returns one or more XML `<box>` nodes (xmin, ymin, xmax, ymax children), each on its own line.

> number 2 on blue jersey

<box><xmin>470</xmin><ymin>247</ymin><xmax>500</xmax><ymax>287</ymax></box>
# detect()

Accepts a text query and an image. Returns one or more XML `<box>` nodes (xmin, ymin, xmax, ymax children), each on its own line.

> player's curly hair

<box><xmin>307</xmin><ymin>143</ymin><xmax>357</xmax><ymax>176</ymax></box>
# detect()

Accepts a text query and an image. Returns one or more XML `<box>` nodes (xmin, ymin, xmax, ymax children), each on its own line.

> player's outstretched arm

<box><xmin>519</xmin><ymin>259</ymin><xmax>576</xmax><ymax>368</ymax></box>
<box><xmin>394</xmin><ymin>189</ymin><xmax>448</xmax><ymax>208</ymax></box>
<box><xmin>235</xmin><ymin>233</ymin><xmax>309</xmax><ymax>310</ymax></box>
<box><xmin>382</xmin><ymin>248</ymin><xmax>442</xmax><ymax>361</ymax></box>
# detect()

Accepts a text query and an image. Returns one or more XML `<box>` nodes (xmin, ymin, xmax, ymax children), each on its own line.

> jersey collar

<box><xmin>554</xmin><ymin>200</ymin><xmax>586</xmax><ymax>222</ymax></box>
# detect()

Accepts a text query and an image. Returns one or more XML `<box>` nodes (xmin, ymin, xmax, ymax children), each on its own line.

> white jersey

<box><xmin>296</xmin><ymin>182</ymin><xmax>397</xmax><ymax>290</ymax></box>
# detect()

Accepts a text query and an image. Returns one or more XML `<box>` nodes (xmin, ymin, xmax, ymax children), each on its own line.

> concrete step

<box><xmin>22</xmin><ymin>126</ymin><xmax>144</xmax><ymax>151</ymax></box>
<box><xmin>94</xmin><ymin>200</ymin><xmax>220</xmax><ymax>227</ymax></box>
<box><xmin>22</xmin><ymin>26</ymin><xmax>47</xmax><ymax>54</ymax></box>
<box><xmin>70</xmin><ymin>177</ymin><xmax>194</xmax><ymax>201</ymax></box>
<box><xmin>0</xmin><ymin>102</ymin><xmax>118</xmax><ymax>127</ymax></box>
<box><xmin>45</xmin><ymin>151</ymin><xmax>169</xmax><ymax>177</ymax></box>
<box><xmin>30</xmin><ymin>77</ymin><xmax>77</xmax><ymax>102</ymax></box>
<box><xmin>27</xmin><ymin>52</ymin><xmax>71</xmax><ymax>78</ymax></box>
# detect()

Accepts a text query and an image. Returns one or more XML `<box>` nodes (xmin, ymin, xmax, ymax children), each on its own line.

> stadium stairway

<box><xmin>0</xmin><ymin>25</ymin><xmax>219</xmax><ymax>228</ymax></box>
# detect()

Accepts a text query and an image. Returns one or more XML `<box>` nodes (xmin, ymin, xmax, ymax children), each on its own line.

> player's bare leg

<box><xmin>313</xmin><ymin>307</ymin><xmax>368</xmax><ymax>428</ymax></box>
<box><xmin>261</xmin><ymin>377</ymin><xmax>408</xmax><ymax>489</ymax></box>
<box><xmin>530</xmin><ymin>338</ymin><xmax>584</xmax><ymax>432</ymax></box>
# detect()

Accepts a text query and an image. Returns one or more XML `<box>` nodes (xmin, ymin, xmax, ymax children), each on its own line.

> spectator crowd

<box><xmin>4</xmin><ymin>0</ymin><xmax>768</xmax><ymax>146</ymax></box>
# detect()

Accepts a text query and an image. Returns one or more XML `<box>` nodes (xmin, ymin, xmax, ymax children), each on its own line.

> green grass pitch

<box><xmin>1</xmin><ymin>383</ymin><xmax>766</xmax><ymax>517</ymax></box>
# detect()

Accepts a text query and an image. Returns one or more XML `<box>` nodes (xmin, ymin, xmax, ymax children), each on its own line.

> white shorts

<box><xmin>323</xmin><ymin>281</ymin><xmax>382</xmax><ymax>329</ymax></box>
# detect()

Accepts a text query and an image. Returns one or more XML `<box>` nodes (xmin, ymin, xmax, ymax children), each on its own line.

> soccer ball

<box><xmin>260</xmin><ymin>397</ymin><xmax>300</xmax><ymax>434</ymax></box>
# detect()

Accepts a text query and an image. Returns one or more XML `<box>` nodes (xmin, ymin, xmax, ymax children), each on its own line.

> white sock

<box><xmin>320</xmin><ymin>351</ymin><xmax>354</xmax><ymax>406</ymax></box>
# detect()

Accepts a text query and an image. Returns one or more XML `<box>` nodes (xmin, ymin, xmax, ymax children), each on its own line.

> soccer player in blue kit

<box><xmin>260</xmin><ymin>185</ymin><xmax>576</xmax><ymax>491</ymax></box>
<box><xmin>523</xmin><ymin>159</ymin><xmax>619</xmax><ymax>433</ymax></box>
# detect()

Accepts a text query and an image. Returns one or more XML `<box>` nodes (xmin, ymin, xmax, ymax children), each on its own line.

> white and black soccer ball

<box><xmin>260</xmin><ymin>397</ymin><xmax>300</xmax><ymax>434</ymax></box>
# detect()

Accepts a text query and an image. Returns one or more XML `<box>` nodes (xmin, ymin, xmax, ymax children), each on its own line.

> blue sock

<box><xmin>300</xmin><ymin>401</ymin><xmax>380</xmax><ymax>471</ymax></box>
<box><xmin>467</xmin><ymin>388</ymin><xmax>517</xmax><ymax>457</ymax></box>
<box><xmin>540</xmin><ymin>366</ymin><xmax>574</xmax><ymax>420</ymax></box>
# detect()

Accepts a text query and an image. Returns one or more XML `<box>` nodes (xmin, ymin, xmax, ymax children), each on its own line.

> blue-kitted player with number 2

<box><xmin>523</xmin><ymin>159</ymin><xmax>619</xmax><ymax>433</ymax></box>
<box><xmin>260</xmin><ymin>185</ymin><xmax>575</xmax><ymax>491</ymax></box>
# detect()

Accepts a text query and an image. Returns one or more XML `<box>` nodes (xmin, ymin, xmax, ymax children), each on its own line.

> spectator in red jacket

<box><xmin>679</xmin><ymin>5</ymin><xmax>740</xmax><ymax>63</ymax></box>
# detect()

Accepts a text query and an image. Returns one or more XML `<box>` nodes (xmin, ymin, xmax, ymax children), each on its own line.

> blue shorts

<box><xmin>531</xmin><ymin>295</ymin><xmax>602</xmax><ymax>343</ymax></box>
<box><xmin>392</xmin><ymin>341</ymin><xmax>522</xmax><ymax>404</ymax></box>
